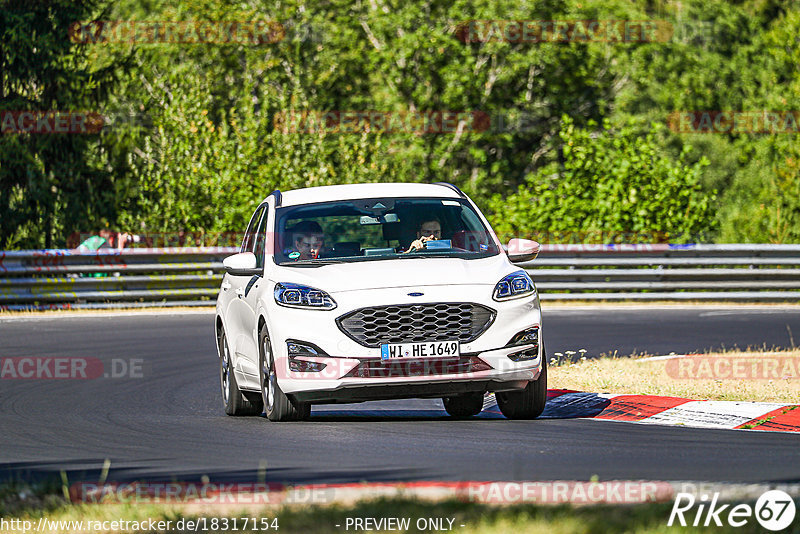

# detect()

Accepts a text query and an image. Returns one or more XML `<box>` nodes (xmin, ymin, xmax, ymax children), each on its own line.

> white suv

<box><xmin>215</xmin><ymin>182</ymin><xmax>545</xmax><ymax>421</ymax></box>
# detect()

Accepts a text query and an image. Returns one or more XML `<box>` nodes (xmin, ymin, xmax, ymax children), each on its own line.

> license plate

<box><xmin>380</xmin><ymin>340</ymin><xmax>461</xmax><ymax>360</ymax></box>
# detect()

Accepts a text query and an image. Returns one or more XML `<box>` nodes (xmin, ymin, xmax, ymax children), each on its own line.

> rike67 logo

<box><xmin>669</xmin><ymin>490</ymin><xmax>796</xmax><ymax>531</ymax></box>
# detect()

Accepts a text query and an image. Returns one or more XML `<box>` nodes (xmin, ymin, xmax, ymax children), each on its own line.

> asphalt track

<box><xmin>0</xmin><ymin>306</ymin><xmax>799</xmax><ymax>486</ymax></box>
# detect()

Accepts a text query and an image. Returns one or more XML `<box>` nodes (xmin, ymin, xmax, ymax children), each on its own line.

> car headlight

<box><xmin>493</xmin><ymin>270</ymin><xmax>536</xmax><ymax>301</ymax></box>
<box><xmin>274</xmin><ymin>283</ymin><xmax>337</xmax><ymax>310</ymax></box>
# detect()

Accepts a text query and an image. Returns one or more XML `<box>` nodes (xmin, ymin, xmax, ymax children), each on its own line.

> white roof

<box><xmin>270</xmin><ymin>183</ymin><xmax>462</xmax><ymax>207</ymax></box>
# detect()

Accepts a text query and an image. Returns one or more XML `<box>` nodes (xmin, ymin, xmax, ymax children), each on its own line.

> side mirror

<box><xmin>223</xmin><ymin>252</ymin><xmax>261</xmax><ymax>276</ymax></box>
<box><xmin>507</xmin><ymin>239</ymin><xmax>540</xmax><ymax>263</ymax></box>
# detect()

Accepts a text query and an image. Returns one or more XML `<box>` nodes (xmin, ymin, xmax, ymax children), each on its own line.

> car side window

<box><xmin>241</xmin><ymin>206</ymin><xmax>266</xmax><ymax>253</ymax></box>
<box><xmin>253</xmin><ymin>207</ymin><xmax>269</xmax><ymax>269</ymax></box>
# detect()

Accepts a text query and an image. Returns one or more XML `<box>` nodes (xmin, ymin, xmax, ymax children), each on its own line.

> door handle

<box><xmin>235</xmin><ymin>287</ymin><xmax>245</xmax><ymax>298</ymax></box>
<box><xmin>221</xmin><ymin>281</ymin><xmax>232</xmax><ymax>291</ymax></box>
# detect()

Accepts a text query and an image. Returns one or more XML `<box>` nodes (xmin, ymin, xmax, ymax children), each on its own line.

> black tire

<box><xmin>259</xmin><ymin>326</ymin><xmax>310</xmax><ymax>422</ymax></box>
<box><xmin>218</xmin><ymin>329</ymin><xmax>263</xmax><ymax>416</ymax></box>
<box><xmin>496</xmin><ymin>347</ymin><xmax>548</xmax><ymax>420</ymax></box>
<box><xmin>442</xmin><ymin>392</ymin><xmax>484</xmax><ymax>418</ymax></box>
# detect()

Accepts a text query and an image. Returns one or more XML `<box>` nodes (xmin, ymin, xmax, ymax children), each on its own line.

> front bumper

<box><xmin>265</xmin><ymin>284</ymin><xmax>542</xmax><ymax>400</ymax></box>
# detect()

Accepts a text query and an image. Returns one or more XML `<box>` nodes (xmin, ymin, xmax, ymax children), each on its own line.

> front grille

<box><xmin>336</xmin><ymin>302</ymin><xmax>496</xmax><ymax>347</ymax></box>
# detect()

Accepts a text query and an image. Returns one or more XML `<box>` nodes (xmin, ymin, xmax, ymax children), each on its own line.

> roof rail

<box><xmin>433</xmin><ymin>182</ymin><xmax>466</xmax><ymax>199</ymax></box>
<box><xmin>270</xmin><ymin>189</ymin><xmax>282</xmax><ymax>207</ymax></box>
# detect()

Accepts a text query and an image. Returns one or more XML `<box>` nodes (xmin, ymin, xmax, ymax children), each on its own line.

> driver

<box><xmin>405</xmin><ymin>218</ymin><xmax>443</xmax><ymax>253</ymax></box>
<box><xmin>289</xmin><ymin>221</ymin><xmax>326</xmax><ymax>260</ymax></box>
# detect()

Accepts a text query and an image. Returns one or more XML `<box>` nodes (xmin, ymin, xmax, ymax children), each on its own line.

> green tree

<box><xmin>486</xmin><ymin>117</ymin><xmax>714</xmax><ymax>243</ymax></box>
<box><xmin>714</xmin><ymin>7</ymin><xmax>800</xmax><ymax>242</ymax></box>
<box><xmin>5</xmin><ymin>0</ymin><xmax>799</xmax><ymax>248</ymax></box>
<box><xmin>0</xmin><ymin>0</ymin><xmax>122</xmax><ymax>248</ymax></box>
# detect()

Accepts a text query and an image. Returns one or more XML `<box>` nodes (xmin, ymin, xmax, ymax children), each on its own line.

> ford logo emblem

<box><xmin>407</xmin><ymin>292</ymin><xmax>424</xmax><ymax>297</ymax></box>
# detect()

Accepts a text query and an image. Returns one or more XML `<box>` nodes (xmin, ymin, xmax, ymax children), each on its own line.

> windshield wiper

<box><xmin>279</xmin><ymin>259</ymin><xmax>347</xmax><ymax>267</ymax></box>
<box><xmin>396</xmin><ymin>251</ymin><xmax>457</xmax><ymax>259</ymax></box>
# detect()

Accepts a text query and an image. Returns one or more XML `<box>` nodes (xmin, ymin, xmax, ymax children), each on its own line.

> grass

<box><xmin>0</xmin><ymin>492</ymin><xmax>775</xmax><ymax>534</ymax></box>
<box><xmin>549</xmin><ymin>349</ymin><xmax>800</xmax><ymax>403</ymax></box>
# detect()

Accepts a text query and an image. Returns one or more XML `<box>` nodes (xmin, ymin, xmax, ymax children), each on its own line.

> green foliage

<box><xmin>1</xmin><ymin>0</ymin><xmax>799</xmax><ymax>247</ymax></box>
<box><xmin>0</xmin><ymin>0</ymin><xmax>123</xmax><ymax>248</ymax></box>
<box><xmin>714</xmin><ymin>7</ymin><xmax>800</xmax><ymax>243</ymax></box>
<box><xmin>487</xmin><ymin>117</ymin><xmax>714</xmax><ymax>243</ymax></box>
<box><xmin>716</xmin><ymin>137</ymin><xmax>800</xmax><ymax>243</ymax></box>
<box><xmin>121</xmin><ymin>56</ymin><xmax>398</xmax><ymax>235</ymax></box>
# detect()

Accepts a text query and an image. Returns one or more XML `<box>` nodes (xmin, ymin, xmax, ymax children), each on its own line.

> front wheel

<box><xmin>219</xmin><ymin>329</ymin><xmax>262</xmax><ymax>416</ymax></box>
<box><xmin>259</xmin><ymin>326</ymin><xmax>310</xmax><ymax>422</ymax></box>
<box><xmin>442</xmin><ymin>392</ymin><xmax>484</xmax><ymax>418</ymax></box>
<box><xmin>496</xmin><ymin>347</ymin><xmax>547</xmax><ymax>420</ymax></box>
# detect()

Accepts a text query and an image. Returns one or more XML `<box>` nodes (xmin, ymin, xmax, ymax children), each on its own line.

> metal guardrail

<box><xmin>521</xmin><ymin>244</ymin><xmax>800</xmax><ymax>301</ymax></box>
<box><xmin>0</xmin><ymin>248</ymin><xmax>234</xmax><ymax>310</ymax></box>
<box><xmin>1</xmin><ymin>244</ymin><xmax>799</xmax><ymax>310</ymax></box>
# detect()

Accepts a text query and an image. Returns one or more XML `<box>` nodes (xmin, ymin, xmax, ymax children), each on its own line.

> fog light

<box><xmin>506</xmin><ymin>327</ymin><xmax>539</xmax><ymax>362</ymax></box>
<box><xmin>508</xmin><ymin>327</ymin><xmax>539</xmax><ymax>347</ymax></box>
<box><xmin>286</xmin><ymin>340</ymin><xmax>328</xmax><ymax>372</ymax></box>
<box><xmin>507</xmin><ymin>348</ymin><xmax>539</xmax><ymax>362</ymax></box>
<box><xmin>286</xmin><ymin>340</ymin><xmax>327</xmax><ymax>358</ymax></box>
<box><xmin>287</xmin><ymin>340</ymin><xmax>327</xmax><ymax>357</ymax></box>
<box><xmin>288</xmin><ymin>359</ymin><xmax>327</xmax><ymax>372</ymax></box>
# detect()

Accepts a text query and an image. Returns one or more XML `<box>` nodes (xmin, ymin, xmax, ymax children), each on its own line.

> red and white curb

<box><xmin>482</xmin><ymin>390</ymin><xmax>800</xmax><ymax>432</ymax></box>
<box><xmin>313</xmin><ymin>392</ymin><xmax>799</xmax><ymax>432</ymax></box>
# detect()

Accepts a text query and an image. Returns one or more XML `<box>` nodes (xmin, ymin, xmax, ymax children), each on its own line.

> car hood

<box><xmin>269</xmin><ymin>255</ymin><xmax>517</xmax><ymax>293</ymax></box>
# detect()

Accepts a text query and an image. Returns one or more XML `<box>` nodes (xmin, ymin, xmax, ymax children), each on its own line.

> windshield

<box><xmin>274</xmin><ymin>197</ymin><xmax>500</xmax><ymax>265</ymax></box>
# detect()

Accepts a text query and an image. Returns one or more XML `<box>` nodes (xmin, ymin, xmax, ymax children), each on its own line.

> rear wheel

<box><xmin>496</xmin><ymin>347</ymin><xmax>548</xmax><ymax>420</ymax></box>
<box><xmin>442</xmin><ymin>392</ymin><xmax>484</xmax><ymax>418</ymax></box>
<box><xmin>219</xmin><ymin>329</ymin><xmax>262</xmax><ymax>416</ymax></box>
<box><xmin>259</xmin><ymin>326</ymin><xmax>310</xmax><ymax>422</ymax></box>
